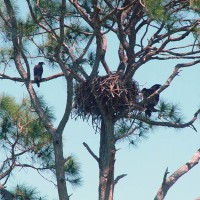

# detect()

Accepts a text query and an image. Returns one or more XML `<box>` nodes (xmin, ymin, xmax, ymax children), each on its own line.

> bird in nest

<box><xmin>141</xmin><ymin>84</ymin><xmax>161</xmax><ymax>117</ymax></box>
<box><xmin>34</xmin><ymin>62</ymin><xmax>45</xmax><ymax>87</ymax></box>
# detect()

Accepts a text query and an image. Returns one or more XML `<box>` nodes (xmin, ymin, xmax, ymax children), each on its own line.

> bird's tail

<box><xmin>34</xmin><ymin>76</ymin><xmax>40</xmax><ymax>87</ymax></box>
<box><xmin>145</xmin><ymin>109</ymin><xmax>151</xmax><ymax>117</ymax></box>
<box><xmin>36</xmin><ymin>81</ymin><xmax>40</xmax><ymax>87</ymax></box>
<box><xmin>145</xmin><ymin>107</ymin><xmax>159</xmax><ymax>117</ymax></box>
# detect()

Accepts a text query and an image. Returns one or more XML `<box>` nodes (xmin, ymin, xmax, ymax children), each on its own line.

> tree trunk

<box><xmin>53</xmin><ymin>133</ymin><xmax>69</xmax><ymax>200</ymax></box>
<box><xmin>99</xmin><ymin>116</ymin><xmax>115</xmax><ymax>200</ymax></box>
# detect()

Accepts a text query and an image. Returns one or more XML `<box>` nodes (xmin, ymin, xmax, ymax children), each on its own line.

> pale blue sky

<box><xmin>1</xmin><ymin>1</ymin><xmax>200</xmax><ymax>200</ymax></box>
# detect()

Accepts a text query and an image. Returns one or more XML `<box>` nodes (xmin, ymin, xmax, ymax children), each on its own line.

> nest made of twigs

<box><xmin>73</xmin><ymin>73</ymin><xmax>139</xmax><ymax>119</ymax></box>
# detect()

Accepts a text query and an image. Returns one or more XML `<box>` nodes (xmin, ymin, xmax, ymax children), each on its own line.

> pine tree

<box><xmin>0</xmin><ymin>94</ymin><xmax>81</xmax><ymax>199</ymax></box>
<box><xmin>0</xmin><ymin>1</ymin><xmax>199</xmax><ymax>200</ymax></box>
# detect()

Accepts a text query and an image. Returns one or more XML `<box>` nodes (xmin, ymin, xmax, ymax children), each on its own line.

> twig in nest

<box><xmin>73</xmin><ymin>73</ymin><xmax>140</xmax><ymax>123</ymax></box>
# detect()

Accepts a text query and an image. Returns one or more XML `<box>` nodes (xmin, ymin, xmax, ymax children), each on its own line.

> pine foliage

<box><xmin>12</xmin><ymin>184</ymin><xmax>47</xmax><ymax>200</ymax></box>
<box><xmin>0</xmin><ymin>94</ymin><xmax>54</xmax><ymax>167</ymax></box>
<box><xmin>64</xmin><ymin>156</ymin><xmax>82</xmax><ymax>188</ymax></box>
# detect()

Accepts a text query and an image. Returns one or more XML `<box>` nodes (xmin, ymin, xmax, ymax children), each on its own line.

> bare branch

<box><xmin>100</xmin><ymin>34</ymin><xmax>111</xmax><ymax>75</ymax></box>
<box><xmin>0</xmin><ymin>72</ymin><xmax>64</xmax><ymax>83</ymax></box>
<box><xmin>114</xmin><ymin>174</ymin><xmax>127</xmax><ymax>185</ymax></box>
<box><xmin>83</xmin><ymin>142</ymin><xmax>99</xmax><ymax>163</ymax></box>
<box><xmin>146</xmin><ymin>59</ymin><xmax>200</xmax><ymax>100</ymax></box>
<box><xmin>155</xmin><ymin>149</ymin><xmax>200</xmax><ymax>200</ymax></box>
<box><xmin>69</xmin><ymin>0</ymin><xmax>93</xmax><ymax>28</ymax></box>
<box><xmin>0</xmin><ymin>73</ymin><xmax>23</xmax><ymax>82</ymax></box>
<box><xmin>161</xmin><ymin>168</ymin><xmax>170</xmax><ymax>186</ymax></box>
<box><xmin>132</xmin><ymin>108</ymin><xmax>200</xmax><ymax>129</ymax></box>
<box><xmin>90</xmin><ymin>8</ymin><xmax>103</xmax><ymax>79</ymax></box>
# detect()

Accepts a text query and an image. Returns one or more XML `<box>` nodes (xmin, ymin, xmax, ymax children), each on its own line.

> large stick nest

<box><xmin>73</xmin><ymin>73</ymin><xmax>140</xmax><ymax>119</ymax></box>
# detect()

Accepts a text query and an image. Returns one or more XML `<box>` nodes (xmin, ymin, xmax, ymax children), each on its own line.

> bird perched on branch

<box><xmin>141</xmin><ymin>84</ymin><xmax>161</xmax><ymax>117</ymax></box>
<box><xmin>34</xmin><ymin>62</ymin><xmax>44</xmax><ymax>87</ymax></box>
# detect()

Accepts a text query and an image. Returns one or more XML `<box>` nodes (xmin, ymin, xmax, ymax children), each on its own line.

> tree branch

<box><xmin>115</xmin><ymin>126</ymin><xmax>139</xmax><ymax>141</ymax></box>
<box><xmin>0</xmin><ymin>72</ymin><xmax>64</xmax><ymax>83</ymax></box>
<box><xmin>83</xmin><ymin>142</ymin><xmax>99</xmax><ymax>163</ymax></box>
<box><xmin>0</xmin><ymin>162</ymin><xmax>16</xmax><ymax>180</ymax></box>
<box><xmin>56</xmin><ymin>76</ymin><xmax>73</xmax><ymax>134</ymax></box>
<box><xmin>114</xmin><ymin>174</ymin><xmax>127</xmax><ymax>185</ymax></box>
<box><xmin>26</xmin><ymin>0</ymin><xmax>58</xmax><ymax>40</ymax></box>
<box><xmin>117</xmin><ymin>58</ymin><xmax>200</xmax><ymax>121</ymax></box>
<box><xmin>100</xmin><ymin>34</ymin><xmax>111</xmax><ymax>75</ymax></box>
<box><xmin>154</xmin><ymin>149</ymin><xmax>200</xmax><ymax>200</ymax></box>
<box><xmin>69</xmin><ymin>0</ymin><xmax>93</xmax><ymax>28</ymax></box>
<box><xmin>132</xmin><ymin>108</ymin><xmax>200</xmax><ymax>129</ymax></box>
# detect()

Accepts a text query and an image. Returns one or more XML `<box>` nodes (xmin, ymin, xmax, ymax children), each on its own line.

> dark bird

<box><xmin>34</xmin><ymin>62</ymin><xmax>44</xmax><ymax>87</ymax></box>
<box><xmin>141</xmin><ymin>84</ymin><xmax>161</xmax><ymax>117</ymax></box>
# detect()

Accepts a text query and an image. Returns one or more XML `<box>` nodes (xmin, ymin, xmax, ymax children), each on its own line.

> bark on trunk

<box><xmin>53</xmin><ymin>133</ymin><xmax>69</xmax><ymax>200</ymax></box>
<box><xmin>99</xmin><ymin>116</ymin><xmax>115</xmax><ymax>200</ymax></box>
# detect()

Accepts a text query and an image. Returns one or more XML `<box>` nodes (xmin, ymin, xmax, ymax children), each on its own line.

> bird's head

<box><xmin>38</xmin><ymin>62</ymin><xmax>45</xmax><ymax>65</ymax></box>
<box><xmin>150</xmin><ymin>84</ymin><xmax>161</xmax><ymax>91</ymax></box>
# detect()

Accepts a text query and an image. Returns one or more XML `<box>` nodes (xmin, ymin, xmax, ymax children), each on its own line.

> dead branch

<box><xmin>100</xmin><ymin>34</ymin><xmax>111</xmax><ymax>75</ymax></box>
<box><xmin>69</xmin><ymin>0</ymin><xmax>93</xmax><ymax>27</ymax></box>
<box><xmin>131</xmin><ymin>108</ymin><xmax>200</xmax><ymax>129</ymax></box>
<box><xmin>154</xmin><ymin>149</ymin><xmax>200</xmax><ymax>200</ymax></box>
<box><xmin>162</xmin><ymin>168</ymin><xmax>170</xmax><ymax>186</ymax></box>
<box><xmin>0</xmin><ymin>72</ymin><xmax>65</xmax><ymax>83</ymax></box>
<box><xmin>114</xmin><ymin>174</ymin><xmax>127</xmax><ymax>185</ymax></box>
<box><xmin>83</xmin><ymin>142</ymin><xmax>99</xmax><ymax>163</ymax></box>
